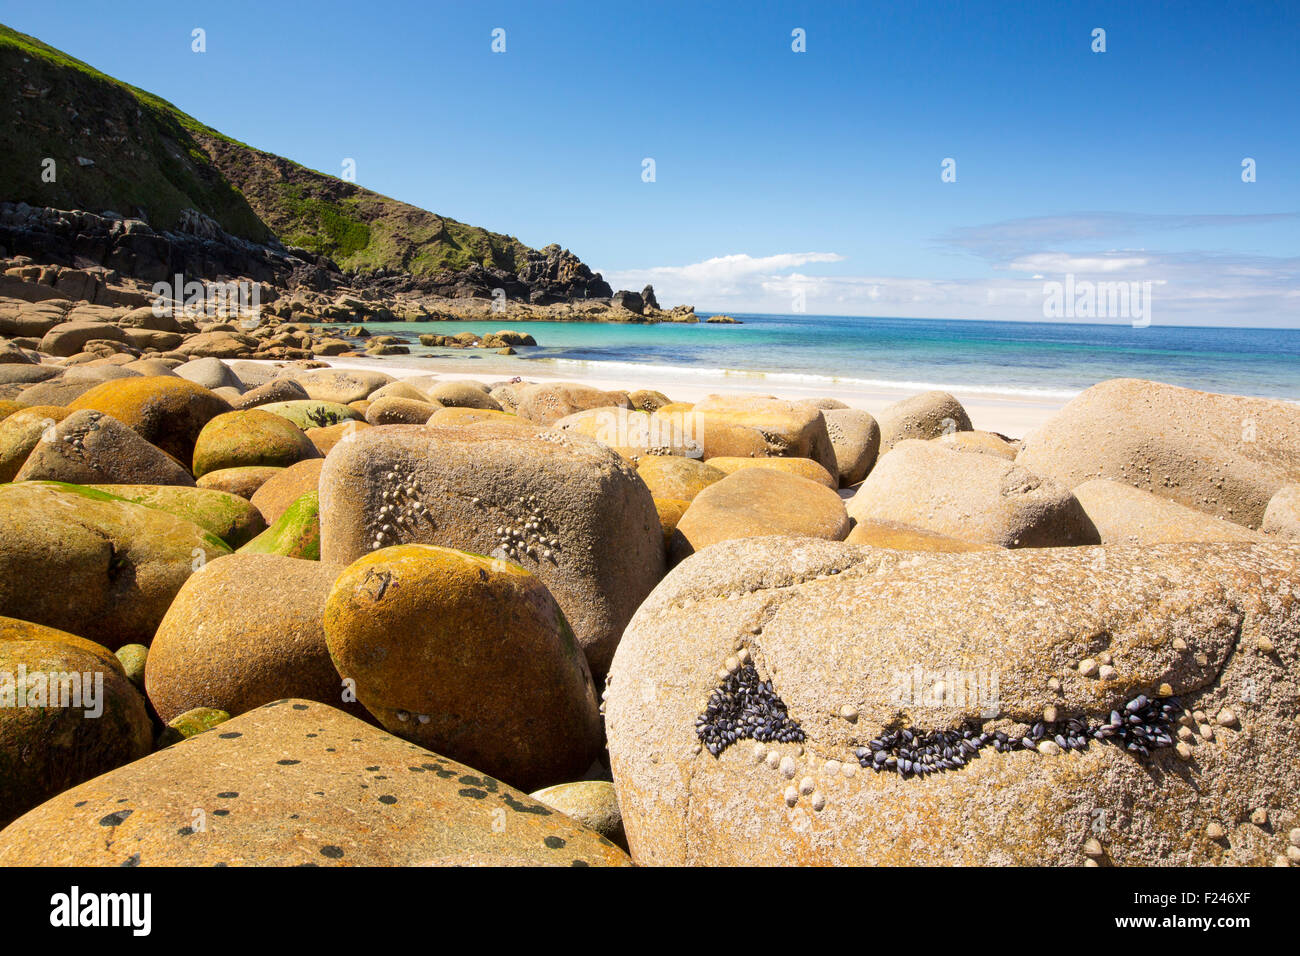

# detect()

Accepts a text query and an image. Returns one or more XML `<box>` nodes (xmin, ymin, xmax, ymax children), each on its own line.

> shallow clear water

<box><xmin>340</xmin><ymin>314</ymin><xmax>1300</xmax><ymax>402</ymax></box>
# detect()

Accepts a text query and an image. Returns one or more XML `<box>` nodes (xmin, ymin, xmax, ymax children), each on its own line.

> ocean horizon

<box><xmin>335</xmin><ymin>313</ymin><xmax>1300</xmax><ymax>403</ymax></box>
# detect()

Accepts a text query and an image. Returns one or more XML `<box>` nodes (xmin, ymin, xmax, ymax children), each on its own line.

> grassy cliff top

<box><xmin>0</xmin><ymin>23</ymin><xmax>540</xmax><ymax>274</ymax></box>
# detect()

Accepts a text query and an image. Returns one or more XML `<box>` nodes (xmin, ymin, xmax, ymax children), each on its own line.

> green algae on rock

<box><xmin>0</xmin><ymin>481</ymin><xmax>232</xmax><ymax>649</ymax></box>
<box><xmin>237</xmin><ymin>490</ymin><xmax>321</xmax><ymax>559</ymax></box>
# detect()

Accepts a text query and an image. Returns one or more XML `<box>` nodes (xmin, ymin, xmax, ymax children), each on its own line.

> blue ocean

<box><xmin>342</xmin><ymin>314</ymin><xmax>1300</xmax><ymax>403</ymax></box>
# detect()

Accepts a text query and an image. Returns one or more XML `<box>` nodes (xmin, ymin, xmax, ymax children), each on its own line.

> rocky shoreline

<box><xmin>0</xmin><ymin>201</ymin><xmax>708</xmax><ymax>332</ymax></box>
<box><xmin>0</xmin><ymin>326</ymin><xmax>1298</xmax><ymax>865</ymax></box>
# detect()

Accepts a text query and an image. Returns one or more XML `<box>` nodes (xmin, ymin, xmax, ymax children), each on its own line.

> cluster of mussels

<box><xmin>696</xmin><ymin>662</ymin><xmax>806</xmax><ymax>757</ymax></box>
<box><xmin>854</xmin><ymin>693</ymin><xmax>1182</xmax><ymax>777</ymax></box>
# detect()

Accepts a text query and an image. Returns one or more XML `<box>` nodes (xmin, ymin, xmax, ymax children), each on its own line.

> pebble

<box><xmin>1175</xmin><ymin>741</ymin><xmax>1193</xmax><ymax>760</ymax></box>
<box><xmin>1206</xmin><ymin>822</ymin><xmax>1226</xmax><ymax>839</ymax></box>
<box><xmin>1257</xmin><ymin>636</ymin><xmax>1274</xmax><ymax>654</ymax></box>
<box><xmin>1216</xmin><ymin>708</ymin><xmax>1238</xmax><ymax>728</ymax></box>
<box><xmin>1043</xmin><ymin>705</ymin><xmax>1059</xmax><ymax>723</ymax></box>
<box><xmin>798</xmin><ymin>776</ymin><xmax>815</xmax><ymax>795</ymax></box>
<box><xmin>1290</xmin><ymin>828</ymin><xmax>1300</xmax><ymax>847</ymax></box>
<box><xmin>765</xmin><ymin>751</ymin><xmax>781</xmax><ymax>770</ymax></box>
<box><xmin>1097</xmin><ymin>651</ymin><xmax>1113</xmax><ymax>665</ymax></box>
<box><xmin>1083</xmin><ymin>837</ymin><xmax>1104</xmax><ymax>857</ymax></box>
<box><xmin>1177</xmin><ymin>726</ymin><xmax>1195</xmax><ymax>742</ymax></box>
<box><xmin>783</xmin><ymin>786</ymin><xmax>799</xmax><ymax>807</ymax></box>
<box><xmin>1078</xmin><ymin>659</ymin><xmax>1099</xmax><ymax>678</ymax></box>
<box><xmin>1288</xmin><ymin>846</ymin><xmax>1300</xmax><ymax>862</ymax></box>
<box><xmin>1036</xmin><ymin>739</ymin><xmax>1061</xmax><ymax>756</ymax></box>
<box><xmin>823</xmin><ymin>759</ymin><xmax>841</xmax><ymax>776</ymax></box>
<box><xmin>810</xmin><ymin>791</ymin><xmax>826</xmax><ymax>812</ymax></box>
<box><xmin>1098</xmin><ymin>665</ymin><xmax>1117</xmax><ymax>680</ymax></box>
<box><xmin>1047</xmin><ymin>677</ymin><xmax>1062</xmax><ymax>692</ymax></box>
<box><xmin>1171</xmin><ymin>638</ymin><xmax>1188</xmax><ymax>652</ymax></box>
<box><xmin>779</xmin><ymin>756</ymin><xmax>797</xmax><ymax>779</ymax></box>
<box><xmin>1250</xmin><ymin>808</ymin><xmax>1268</xmax><ymax>826</ymax></box>
<box><xmin>839</xmin><ymin>704</ymin><xmax>858</xmax><ymax>721</ymax></box>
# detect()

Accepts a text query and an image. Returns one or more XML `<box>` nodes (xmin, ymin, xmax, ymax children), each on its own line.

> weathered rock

<box><xmin>156</xmin><ymin>706</ymin><xmax>231</xmax><ymax>747</ymax></box>
<box><xmin>877</xmin><ymin>390</ymin><xmax>973</xmax><ymax>452</ymax></box>
<box><xmin>1073</xmin><ymin>479</ymin><xmax>1266</xmax><ymax>546</ymax></box>
<box><xmin>367</xmin><ymin>380</ymin><xmax>429</xmax><ymax>403</ymax></box>
<box><xmin>147</xmin><ymin>554</ymin><xmax>359</xmax><ymax>724</ymax></box>
<box><xmin>845</xmin><ymin>518</ymin><xmax>997</xmax><ymax>552</ymax></box>
<box><xmin>848</xmin><ymin>440</ymin><xmax>1099</xmax><ymax>548</ymax></box>
<box><xmin>553</xmin><ymin>407</ymin><xmax>700</xmax><ymax>459</ymax></box>
<box><xmin>654</xmin><ymin>498</ymin><xmax>690</xmax><ymax>551</ymax></box>
<box><xmin>0</xmin><ymin>482</ymin><xmax>230</xmax><ymax>648</ymax></box>
<box><xmin>290</xmin><ymin>368</ymin><xmax>394</xmax><ymax>404</ymax></box>
<box><xmin>364</xmin><ymin>396</ymin><xmax>443</xmax><ymax>425</ymax></box>
<box><xmin>196</xmin><ymin>465</ymin><xmax>283</xmax><ymax>500</ymax></box>
<box><xmin>68</xmin><ymin>375</ymin><xmax>231</xmax><ymax>463</ymax></box>
<box><xmin>325</xmin><ymin>546</ymin><xmax>602</xmax><ymax>792</ymax></box>
<box><xmin>427</xmin><ymin>381</ymin><xmax>502</xmax><ymax>410</ymax></box>
<box><xmin>305</xmin><ymin>420</ymin><xmax>370</xmax><ymax>455</ymax></box>
<box><xmin>80</xmin><ymin>484</ymin><xmax>267</xmax><ymax>548</ymax></box>
<box><xmin>936</xmin><ymin>429</ymin><xmax>1019</xmax><ymax>460</ymax></box>
<box><xmin>680</xmin><ymin>395</ymin><xmax>837</xmax><ymax>475</ymax></box>
<box><xmin>232</xmin><ymin>377</ymin><xmax>310</xmax><ymax>410</ymax></box>
<box><xmin>628</xmin><ymin>389</ymin><xmax>672</xmax><ymax>413</ymax></box>
<box><xmin>15</xmin><ymin>376</ymin><xmax>100</xmax><ymax>406</ymax></box>
<box><xmin>635</xmin><ymin>455</ymin><xmax>726</xmax><ymax>501</ymax></box>
<box><xmin>176</xmin><ymin>330</ymin><xmax>259</xmax><ymax>359</ymax></box>
<box><xmin>672</xmin><ymin>467</ymin><xmax>850</xmax><ymax>561</ymax></box>
<box><xmin>515</xmin><ymin>382</ymin><xmax>633</xmax><ymax>426</ymax></box>
<box><xmin>115</xmin><ymin>643</ymin><xmax>148</xmax><ymax>691</ymax></box>
<box><xmin>319</xmin><ymin>424</ymin><xmax>664</xmax><ymax>679</ymax></box>
<box><xmin>0</xmin><ymin>699</ymin><xmax>630</xmax><ymax>866</ymax></box>
<box><xmin>823</xmin><ymin>408</ymin><xmax>880</xmax><ymax>485</ymax></box>
<box><xmin>15</xmin><ymin>410</ymin><xmax>196</xmax><ymax>486</ymax></box>
<box><xmin>0</xmin><ymin>405</ymin><xmax>71</xmax><ymax>482</ymax></box>
<box><xmin>258</xmin><ymin>399</ymin><xmax>362</xmax><ymax>430</ymax></box>
<box><xmin>237</xmin><ymin>491</ymin><xmax>321</xmax><ymax>559</ymax></box>
<box><xmin>174</xmin><ymin>357</ymin><xmax>243</xmax><ymax>391</ymax></box>
<box><xmin>191</xmin><ymin>408</ymin><xmax>320</xmax><ymax>478</ymax></box>
<box><xmin>250</xmin><ymin>458</ymin><xmax>324</xmax><ymax>524</ymax></box>
<box><xmin>1017</xmin><ymin>379</ymin><xmax>1300</xmax><ymax>529</ymax></box>
<box><xmin>531</xmin><ymin>780</ymin><xmax>627</xmax><ymax>851</ymax></box>
<box><xmin>606</xmin><ymin>537</ymin><xmax>1300</xmax><ymax>865</ymax></box>
<box><xmin>426</xmin><ymin>406</ymin><xmax>531</xmax><ymax>430</ymax></box>
<box><xmin>0</xmin><ymin>618</ymin><xmax>152</xmax><ymax>828</ymax></box>
<box><xmin>38</xmin><ymin>320</ymin><xmax>128</xmax><ymax>357</ymax></box>
<box><xmin>1262</xmin><ymin>484</ymin><xmax>1300</xmax><ymax>540</ymax></box>
<box><xmin>705</xmin><ymin>455</ymin><xmax>838</xmax><ymax>489</ymax></box>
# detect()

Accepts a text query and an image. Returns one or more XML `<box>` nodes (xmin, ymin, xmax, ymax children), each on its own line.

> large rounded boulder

<box><xmin>876</xmin><ymin>390</ymin><xmax>973</xmax><ymax>452</ymax></box>
<box><xmin>191</xmin><ymin>408</ymin><xmax>321</xmax><ymax>478</ymax></box>
<box><xmin>69</xmin><ymin>375</ymin><xmax>231</xmax><ymax>463</ymax></box>
<box><xmin>606</xmin><ymin>537</ymin><xmax>1300</xmax><ymax>865</ymax></box>
<box><xmin>0</xmin><ymin>482</ymin><xmax>231</xmax><ymax>648</ymax></box>
<box><xmin>848</xmin><ymin>440</ymin><xmax>1098</xmax><ymax>548</ymax></box>
<box><xmin>0</xmin><ymin>699</ymin><xmax>629</xmax><ymax>866</ymax></box>
<box><xmin>672</xmin><ymin>467</ymin><xmax>849</xmax><ymax>561</ymax></box>
<box><xmin>0</xmin><ymin>618</ymin><xmax>152</xmax><ymax>828</ymax></box>
<box><xmin>147</xmin><ymin>554</ymin><xmax>360</xmax><ymax>723</ymax></box>
<box><xmin>319</xmin><ymin>423</ymin><xmax>664</xmax><ymax>679</ymax></box>
<box><xmin>324</xmin><ymin>545</ymin><xmax>603</xmax><ymax>792</ymax></box>
<box><xmin>1017</xmin><ymin>378</ymin><xmax>1300</xmax><ymax>529</ymax></box>
<box><xmin>15</xmin><ymin>410</ymin><xmax>196</xmax><ymax>486</ymax></box>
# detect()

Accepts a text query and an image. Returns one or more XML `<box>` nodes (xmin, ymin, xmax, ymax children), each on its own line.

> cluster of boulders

<box><xmin>0</xmin><ymin>360</ymin><xmax>1296</xmax><ymax>866</ymax></box>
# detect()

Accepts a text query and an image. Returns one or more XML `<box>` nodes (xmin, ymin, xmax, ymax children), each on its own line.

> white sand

<box><xmin>255</xmin><ymin>354</ymin><xmax>1067</xmax><ymax>441</ymax></box>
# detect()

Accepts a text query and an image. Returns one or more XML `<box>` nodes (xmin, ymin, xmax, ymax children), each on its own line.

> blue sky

<box><xmin>6</xmin><ymin>0</ymin><xmax>1298</xmax><ymax>324</ymax></box>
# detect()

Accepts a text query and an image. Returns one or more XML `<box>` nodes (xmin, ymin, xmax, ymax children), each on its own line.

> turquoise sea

<box><xmin>337</xmin><ymin>314</ymin><xmax>1300</xmax><ymax>403</ymax></box>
